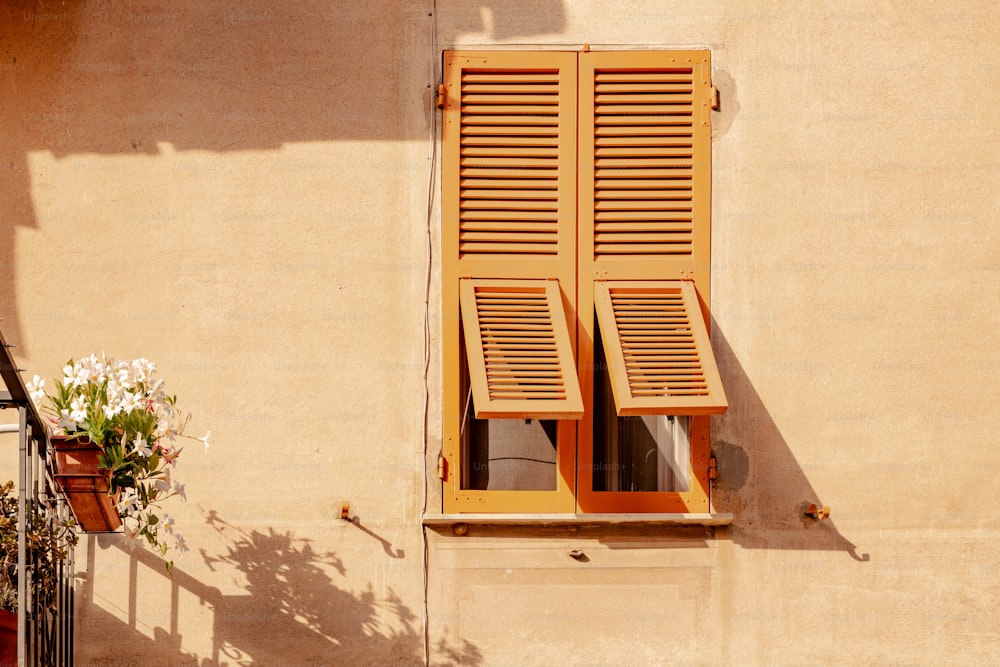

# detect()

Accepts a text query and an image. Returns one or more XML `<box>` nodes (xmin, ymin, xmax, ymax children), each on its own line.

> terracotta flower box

<box><xmin>50</xmin><ymin>436</ymin><xmax>121</xmax><ymax>533</ymax></box>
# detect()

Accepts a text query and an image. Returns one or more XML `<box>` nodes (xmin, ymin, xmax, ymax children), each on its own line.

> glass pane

<box><xmin>464</xmin><ymin>418</ymin><xmax>558</xmax><ymax>491</ymax></box>
<box><xmin>593</xmin><ymin>322</ymin><xmax>690</xmax><ymax>492</ymax></box>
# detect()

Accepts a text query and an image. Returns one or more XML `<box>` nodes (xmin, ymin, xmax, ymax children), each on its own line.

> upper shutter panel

<box><xmin>595</xmin><ymin>281</ymin><xmax>727</xmax><ymax>416</ymax></box>
<box><xmin>579</xmin><ymin>51</ymin><xmax>711</xmax><ymax>269</ymax></box>
<box><xmin>443</xmin><ymin>52</ymin><xmax>578</xmax><ymax>276</ymax></box>
<box><xmin>461</xmin><ymin>279</ymin><xmax>583</xmax><ymax>419</ymax></box>
<box><xmin>459</xmin><ymin>69</ymin><xmax>560</xmax><ymax>256</ymax></box>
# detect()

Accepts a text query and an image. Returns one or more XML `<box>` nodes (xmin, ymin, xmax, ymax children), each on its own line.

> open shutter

<box><xmin>594</xmin><ymin>280</ymin><xmax>726</xmax><ymax>416</ymax></box>
<box><xmin>460</xmin><ymin>279</ymin><xmax>583</xmax><ymax>419</ymax></box>
<box><xmin>575</xmin><ymin>51</ymin><xmax>721</xmax><ymax>514</ymax></box>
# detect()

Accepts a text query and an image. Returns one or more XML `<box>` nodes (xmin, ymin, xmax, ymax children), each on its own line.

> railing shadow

<box><xmin>711</xmin><ymin>321</ymin><xmax>870</xmax><ymax>561</ymax></box>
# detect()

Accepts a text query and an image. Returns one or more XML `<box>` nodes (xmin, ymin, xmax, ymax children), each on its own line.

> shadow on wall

<box><xmin>0</xmin><ymin>0</ymin><xmax>566</xmax><ymax>343</ymax></box>
<box><xmin>710</xmin><ymin>323</ymin><xmax>870</xmax><ymax>562</ymax></box>
<box><xmin>440</xmin><ymin>0</ymin><xmax>567</xmax><ymax>40</ymax></box>
<box><xmin>76</xmin><ymin>511</ymin><xmax>482</xmax><ymax>666</ymax></box>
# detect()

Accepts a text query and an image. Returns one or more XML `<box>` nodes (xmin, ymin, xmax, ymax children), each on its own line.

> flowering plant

<box><xmin>26</xmin><ymin>355</ymin><xmax>208</xmax><ymax>568</ymax></box>
<box><xmin>0</xmin><ymin>481</ymin><xmax>78</xmax><ymax>613</ymax></box>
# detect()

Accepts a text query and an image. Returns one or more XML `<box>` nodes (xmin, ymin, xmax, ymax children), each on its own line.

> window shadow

<box><xmin>74</xmin><ymin>512</ymin><xmax>482</xmax><ymax>665</ymax></box>
<box><xmin>710</xmin><ymin>321</ymin><xmax>870</xmax><ymax>561</ymax></box>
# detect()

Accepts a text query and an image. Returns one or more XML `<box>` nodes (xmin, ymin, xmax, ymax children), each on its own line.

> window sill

<box><xmin>422</xmin><ymin>512</ymin><xmax>733</xmax><ymax>528</ymax></box>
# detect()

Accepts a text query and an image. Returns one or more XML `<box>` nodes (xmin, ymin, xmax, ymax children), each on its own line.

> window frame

<box><xmin>440</xmin><ymin>48</ymin><xmax>723</xmax><ymax>516</ymax></box>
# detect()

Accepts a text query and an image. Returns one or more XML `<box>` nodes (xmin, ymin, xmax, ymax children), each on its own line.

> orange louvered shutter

<box><xmin>443</xmin><ymin>51</ymin><xmax>579</xmax><ymax>418</ymax></box>
<box><xmin>578</xmin><ymin>51</ymin><xmax>723</xmax><ymax>415</ymax></box>
<box><xmin>455</xmin><ymin>68</ymin><xmax>562</xmax><ymax>257</ymax></box>
<box><xmin>460</xmin><ymin>279</ymin><xmax>583</xmax><ymax>419</ymax></box>
<box><xmin>575</xmin><ymin>51</ymin><xmax>721</xmax><ymax>514</ymax></box>
<box><xmin>594</xmin><ymin>281</ymin><xmax>726</xmax><ymax>416</ymax></box>
<box><xmin>578</xmin><ymin>51</ymin><xmax>712</xmax><ymax>283</ymax></box>
<box><xmin>443</xmin><ymin>51</ymin><xmax>578</xmax><ymax>280</ymax></box>
<box><xmin>442</xmin><ymin>50</ymin><xmax>724</xmax><ymax>515</ymax></box>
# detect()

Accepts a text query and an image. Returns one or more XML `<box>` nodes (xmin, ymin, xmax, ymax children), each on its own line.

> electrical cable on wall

<box><xmin>421</xmin><ymin>1</ymin><xmax>439</xmax><ymax>665</ymax></box>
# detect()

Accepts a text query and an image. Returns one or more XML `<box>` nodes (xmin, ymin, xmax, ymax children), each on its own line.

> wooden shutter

<box><xmin>455</xmin><ymin>66</ymin><xmax>561</xmax><ymax>257</ymax></box>
<box><xmin>442</xmin><ymin>52</ymin><xmax>580</xmax><ymax>511</ymax></box>
<box><xmin>578</xmin><ymin>52</ymin><xmax>722</xmax><ymax>416</ymax></box>
<box><xmin>443</xmin><ymin>52</ymin><xmax>580</xmax><ymax>418</ymax></box>
<box><xmin>460</xmin><ymin>279</ymin><xmax>583</xmax><ymax>419</ymax></box>
<box><xmin>442</xmin><ymin>51</ymin><xmax>578</xmax><ymax>280</ymax></box>
<box><xmin>578</xmin><ymin>51</ymin><xmax>712</xmax><ymax>281</ymax></box>
<box><xmin>594</xmin><ymin>280</ymin><xmax>726</xmax><ymax>416</ymax></box>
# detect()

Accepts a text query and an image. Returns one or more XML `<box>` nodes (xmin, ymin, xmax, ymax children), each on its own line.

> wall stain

<box><xmin>711</xmin><ymin>68</ymin><xmax>739</xmax><ymax>140</ymax></box>
<box><xmin>711</xmin><ymin>439</ymin><xmax>749</xmax><ymax>491</ymax></box>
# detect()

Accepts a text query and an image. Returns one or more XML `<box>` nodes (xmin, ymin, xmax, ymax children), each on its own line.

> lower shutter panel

<box><xmin>460</xmin><ymin>279</ymin><xmax>583</xmax><ymax>419</ymax></box>
<box><xmin>595</xmin><ymin>280</ymin><xmax>727</xmax><ymax>416</ymax></box>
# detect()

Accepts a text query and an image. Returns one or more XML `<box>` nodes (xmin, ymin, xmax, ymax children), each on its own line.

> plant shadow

<box><xmin>74</xmin><ymin>511</ymin><xmax>482</xmax><ymax>666</ymax></box>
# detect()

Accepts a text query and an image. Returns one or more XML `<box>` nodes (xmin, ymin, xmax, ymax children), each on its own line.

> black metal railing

<box><xmin>1</xmin><ymin>330</ymin><xmax>75</xmax><ymax>667</ymax></box>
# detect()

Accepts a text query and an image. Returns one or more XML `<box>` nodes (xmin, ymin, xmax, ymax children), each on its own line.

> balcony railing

<box><xmin>1</xmin><ymin>329</ymin><xmax>76</xmax><ymax>667</ymax></box>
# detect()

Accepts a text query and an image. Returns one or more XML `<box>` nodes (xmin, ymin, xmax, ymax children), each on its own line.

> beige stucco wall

<box><xmin>1</xmin><ymin>1</ymin><xmax>998</xmax><ymax>665</ymax></box>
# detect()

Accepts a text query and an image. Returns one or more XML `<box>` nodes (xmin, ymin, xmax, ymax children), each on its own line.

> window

<box><xmin>440</xmin><ymin>49</ymin><xmax>726</xmax><ymax>515</ymax></box>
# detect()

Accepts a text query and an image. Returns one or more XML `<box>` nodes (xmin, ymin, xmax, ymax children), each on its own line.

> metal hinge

<box><xmin>435</xmin><ymin>83</ymin><xmax>446</xmax><ymax>109</ymax></box>
<box><xmin>710</xmin><ymin>85</ymin><xmax>720</xmax><ymax>111</ymax></box>
<box><xmin>436</xmin><ymin>454</ymin><xmax>448</xmax><ymax>480</ymax></box>
<box><xmin>708</xmin><ymin>456</ymin><xmax>718</xmax><ymax>482</ymax></box>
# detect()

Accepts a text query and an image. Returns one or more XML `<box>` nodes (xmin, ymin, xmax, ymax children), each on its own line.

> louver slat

<box><xmin>461</xmin><ymin>279</ymin><xmax>583</xmax><ymax>419</ymax></box>
<box><xmin>457</xmin><ymin>66</ymin><xmax>567</xmax><ymax>257</ymax></box>
<box><xmin>589</xmin><ymin>67</ymin><xmax>698</xmax><ymax>258</ymax></box>
<box><xmin>595</xmin><ymin>281</ymin><xmax>727</xmax><ymax>416</ymax></box>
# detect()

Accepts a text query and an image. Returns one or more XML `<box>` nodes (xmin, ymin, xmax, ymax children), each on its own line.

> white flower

<box><xmin>26</xmin><ymin>375</ymin><xmax>46</xmax><ymax>402</ymax></box>
<box><xmin>131</xmin><ymin>358</ymin><xmax>155</xmax><ymax>384</ymax></box>
<box><xmin>57</xmin><ymin>409</ymin><xmax>77</xmax><ymax>432</ymax></box>
<box><xmin>161</xmin><ymin>514</ymin><xmax>175</xmax><ymax>534</ymax></box>
<box><xmin>104</xmin><ymin>377</ymin><xmax>121</xmax><ymax>399</ymax></box>
<box><xmin>69</xmin><ymin>362</ymin><xmax>89</xmax><ymax>387</ymax></box>
<box><xmin>153</xmin><ymin>468</ymin><xmax>172</xmax><ymax>495</ymax></box>
<box><xmin>118</xmin><ymin>390</ymin><xmax>142</xmax><ymax>414</ymax></box>
<box><xmin>133</xmin><ymin>436</ymin><xmax>153</xmax><ymax>458</ymax></box>
<box><xmin>69</xmin><ymin>395</ymin><xmax>87</xmax><ymax>425</ymax></box>
<box><xmin>196</xmin><ymin>431</ymin><xmax>211</xmax><ymax>450</ymax></box>
<box><xmin>118</xmin><ymin>489</ymin><xmax>140</xmax><ymax>515</ymax></box>
<box><xmin>70</xmin><ymin>356</ymin><xmax>99</xmax><ymax>387</ymax></box>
